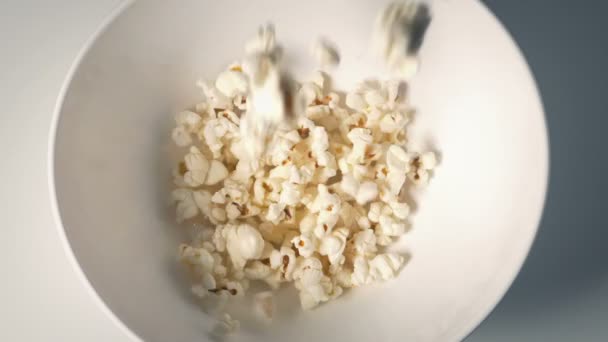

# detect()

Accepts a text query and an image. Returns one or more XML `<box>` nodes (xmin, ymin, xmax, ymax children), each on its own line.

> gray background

<box><xmin>470</xmin><ymin>1</ymin><xmax>608</xmax><ymax>341</ymax></box>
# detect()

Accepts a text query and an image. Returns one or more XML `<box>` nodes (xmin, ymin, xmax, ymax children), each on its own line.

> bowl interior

<box><xmin>52</xmin><ymin>1</ymin><xmax>548</xmax><ymax>341</ymax></box>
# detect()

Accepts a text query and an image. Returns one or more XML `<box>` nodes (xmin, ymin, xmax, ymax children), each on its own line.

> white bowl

<box><xmin>49</xmin><ymin>0</ymin><xmax>548</xmax><ymax>341</ymax></box>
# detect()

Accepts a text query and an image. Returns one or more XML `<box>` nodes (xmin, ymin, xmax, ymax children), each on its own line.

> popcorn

<box><xmin>407</xmin><ymin>151</ymin><xmax>437</xmax><ymax>186</ymax></box>
<box><xmin>378</xmin><ymin>213</ymin><xmax>407</xmax><ymax>237</ymax></box>
<box><xmin>386</xmin><ymin>144</ymin><xmax>410</xmax><ymax>194</ymax></box>
<box><xmin>369</xmin><ymin>253</ymin><xmax>405</xmax><ymax>281</ymax></box>
<box><xmin>351</xmin><ymin>256</ymin><xmax>370</xmax><ymax>286</ymax></box>
<box><xmin>210</xmin><ymin>207</ymin><xmax>227</xmax><ymax>223</ymax></box>
<box><xmin>291</xmin><ymin>235</ymin><xmax>316</xmax><ymax>258</ymax></box>
<box><xmin>212</xmin><ymin>313</ymin><xmax>240</xmax><ymax>336</ymax></box>
<box><xmin>345</xmin><ymin>92</ymin><xmax>366</xmax><ymax>112</ymax></box>
<box><xmin>170</xmin><ymin>31</ymin><xmax>438</xmax><ymax>317</ymax></box>
<box><xmin>171</xmin><ymin>189</ymin><xmax>199</xmax><ymax>223</ymax></box>
<box><xmin>340</xmin><ymin>174</ymin><xmax>379</xmax><ymax>205</ymax></box>
<box><xmin>353</xmin><ymin>229</ymin><xmax>378</xmax><ymax>256</ymax></box>
<box><xmin>269</xmin><ymin>246</ymin><xmax>297</xmax><ymax>281</ymax></box>
<box><xmin>373</xmin><ymin>1</ymin><xmax>431</xmax><ymax>79</ymax></box>
<box><xmin>183</xmin><ymin>146</ymin><xmax>209</xmax><ymax>187</ymax></box>
<box><xmin>293</xmin><ymin>257</ymin><xmax>324</xmax><ymax>286</ymax></box>
<box><xmin>224</xmin><ymin>223</ymin><xmax>265</xmax><ymax>270</ymax></box>
<box><xmin>245</xmin><ymin>23</ymin><xmax>281</xmax><ymax>57</ymax></box>
<box><xmin>179</xmin><ymin>244</ymin><xmax>215</xmax><ymax>272</ymax></box>
<box><xmin>346</xmin><ymin>128</ymin><xmax>374</xmax><ymax>164</ymax></box>
<box><xmin>171</xmin><ymin>126</ymin><xmax>193</xmax><ymax>147</ymax></box>
<box><xmin>311</xmin><ymin>37</ymin><xmax>340</xmax><ymax>68</ymax></box>
<box><xmin>205</xmin><ymin>160</ymin><xmax>229</xmax><ymax>185</ymax></box>
<box><xmin>197</xmin><ymin>80</ymin><xmax>232</xmax><ymax>110</ymax></box>
<box><xmin>175</xmin><ymin>110</ymin><xmax>203</xmax><ymax>134</ymax></box>
<box><xmin>379</xmin><ymin>111</ymin><xmax>408</xmax><ymax>133</ymax></box>
<box><xmin>215</xmin><ymin>69</ymin><xmax>248</xmax><ymax>98</ymax></box>
<box><xmin>310</xmin><ymin>184</ymin><xmax>341</xmax><ymax>230</ymax></box>
<box><xmin>319</xmin><ymin>227</ymin><xmax>349</xmax><ymax>265</ymax></box>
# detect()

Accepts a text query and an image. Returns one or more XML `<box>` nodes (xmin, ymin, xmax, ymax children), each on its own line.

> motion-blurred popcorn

<box><xmin>169</xmin><ymin>24</ymin><xmax>437</xmax><ymax>321</ymax></box>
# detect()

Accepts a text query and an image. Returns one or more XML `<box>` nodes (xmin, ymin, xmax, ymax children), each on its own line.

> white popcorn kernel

<box><xmin>178</xmin><ymin>244</ymin><xmax>214</xmax><ymax>270</ymax></box>
<box><xmin>364</xmin><ymin>88</ymin><xmax>388</xmax><ymax>108</ymax></box>
<box><xmin>200</xmin><ymin>241</ymin><xmax>216</xmax><ymax>253</ymax></box>
<box><xmin>293</xmin><ymin>257</ymin><xmax>324</xmax><ymax>287</ymax></box>
<box><xmin>266</xmin><ymin>202</ymin><xmax>286</xmax><ymax>225</ymax></box>
<box><xmin>175</xmin><ymin>110</ymin><xmax>203</xmax><ymax>132</ymax></box>
<box><xmin>205</xmin><ymin>160</ymin><xmax>229</xmax><ymax>185</ymax></box>
<box><xmin>210</xmin><ymin>207</ymin><xmax>227</xmax><ymax>223</ymax></box>
<box><xmin>379</xmin><ymin>112</ymin><xmax>407</xmax><ymax>133</ymax></box>
<box><xmin>183</xmin><ymin>146</ymin><xmax>210</xmax><ymax>187</ymax></box>
<box><xmin>340</xmin><ymin>173</ymin><xmax>359</xmax><ymax>199</ymax></box>
<box><xmin>244</xmin><ymin>260</ymin><xmax>272</xmax><ymax>280</ymax></box>
<box><xmin>225</xmin><ymin>202</ymin><xmax>241</xmax><ymax>221</ymax></box>
<box><xmin>171</xmin><ymin>189</ymin><xmax>199</xmax><ymax>223</ymax></box>
<box><xmin>306</xmin><ymin>104</ymin><xmax>332</xmax><ymax>122</ymax></box>
<box><xmin>191</xmin><ymin>284</ymin><xmax>209</xmax><ymax>298</ymax></box>
<box><xmin>269</xmin><ymin>246</ymin><xmax>297</xmax><ymax>281</ymax></box>
<box><xmin>387</xmin><ymin>171</ymin><xmax>407</xmax><ymax>195</ymax></box>
<box><xmin>373</xmin><ymin>1</ymin><xmax>430</xmax><ymax>78</ymax></box>
<box><xmin>226</xmin><ymin>280</ymin><xmax>246</xmax><ymax>297</ymax></box>
<box><xmin>201</xmin><ymin>272</ymin><xmax>217</xmax><ymax>290</ymax></box>
<box><xmin>368</xmin><ymin>202</ymin><xmax>383</xmax><ymax>223</ymax></box>
<box><xmin>215</xmin><ymin>70</ymin><xmax>248</xmax><ymax>98</ymax></box>
<box><xmin>245</xmin><ymin>23</ymin><xmax>280</xmax><ymax>55</ymax></box>
<box><xmin>235</xmin><ymin>224</ymin><xmax>265</xmax><ymax>260</ymax></box>
<box><xmin>171</xmin><ymin>125</ymin><xmax>192</xmax><ymax>147</ymax></box>
<box><xmin>254</xmin><ymin>291</ymin><xmax>275</xmax><ymax>321</ymax></box>
<box><xmin>345</xmin><ymin>92</ymin><xmax>366</xmax><ymax>112</ymax></box>
<box><xmin>386</xmin><ymin>144</ymin><xmax>411</xmax><ymax>171</ymax></box>
<box><xmin>390</xmin><ymin>201</ymin><xmax>410</xmax><ymax>220</ymax></box>
<box><xmin>292</xmin><ymin>235</ymin><xmax>316</xmax><ymax>258</ymax></box>
<box><xmin>197</xmin><ymin>80</ymin><xmax>232</xmax><ymax>110</ymax></box>
<box><xmin>347</xmin><ymin>128</ymin><xmax>373</xmax><ymax>164</ymax></box>
<box><xmin>370</xmin><ymin>253</ymin><xmax>405</xmax><ymax>281</ymax></box>
<box><xmin>298</xmin><ymin>288</ymin><xmax>321</xmax><ymax>310</ymax></box>
<box><xmin>225</xmin><ymin>223</ymin><xmax>265</xmax><ymax>270</ymax></box>
<box><xmin>299</xmin><ymin>82</ymin><xmax>323</xmax><ymax>106</ymax></box>
<box><xmin>378</xmin><ymin>213</ymin><xmax>406</xmax><ymax>237</ymax></box>
<box><xmin>268</xmin><ymin>164</ymin><xmax>291</xmax><ymax>179</ymax></box>
<box><xmin>351</xmin><ymin>255</ymin><xmax>371</xmax><ymax>286</ymax></box>
<box><xmin>420</xmin><ymin>151</ymin><xmax>437</xmax><ymax>169</ymax></box>
<box><xmin>356</xmin><ymin>181</ymin><xmax>378</xmax><ymax>205</ymax></box>
<box><xmin>319</xmin><ymin>228</ymin><xmax>348</xmax><ymax>265</ymax></box>
<box><xmin>353</xmin><ymin>229</ymin><xmax>378</xmax><ymax>255</ymax></box>
<box><xmin>407</xmin><ymin>151</ymin><xmax>437</xmax><ymax>186</ymax></box>
<box><xmin>212</xmin><ymin>226</ymin><xmax>227</xmax><ymax>252</ymax></box>
<box><xmin>311</xmin><ymin>37</ymin><xmax>340</xmax><ymax>68</ymax></box>
<box><xmin>335</xmin><ymin>268</ymin><xmax>354</xmax><ymax>288</ymax></box>
<box><xmin>212</xmin><ymin>313</ymin><xmax>240</xmax><ymax>336</ymax></box>
<box><xmin>201</xmin><ymin>120</ymin><xmax>225</xmax><ymax>159</ymax></box>
<box><xmin>310</xmin><ymin>185</ymin><xmax>341</xmax><ymax>229</ymax></box>
<box><xmin>311</xmin><ymin>126</ymin><xmax>330</xmax><ymax>153</ymax></box>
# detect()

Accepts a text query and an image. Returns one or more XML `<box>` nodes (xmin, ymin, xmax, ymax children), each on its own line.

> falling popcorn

<box><xmin>169</xmin><ymin>17</ymin><xmax>437</xmax><ymax>332</ymax></box>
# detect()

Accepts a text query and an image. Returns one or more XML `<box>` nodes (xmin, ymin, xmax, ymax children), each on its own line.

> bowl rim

<box><xmin>47</xmin><ymin>1</ymin><xmax>144</xmax><ymax>341</ymax></box>
<box><xmin>47</xmin><ymin>1</ymin><xmax>549</xmax><ymax>341</ymax></box>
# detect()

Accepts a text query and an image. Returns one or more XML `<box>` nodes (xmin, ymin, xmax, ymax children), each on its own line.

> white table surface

<box><xmin>2</xmin><ymin>1</ymin><xmax>607</xmax><ymax>341</ymax></box>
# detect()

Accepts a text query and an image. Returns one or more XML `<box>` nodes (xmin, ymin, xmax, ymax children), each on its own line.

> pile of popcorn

<box><xmin>171</xmin><ymin>64</ymin><xmax>437</xmax><ymax>313</ymax></box>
